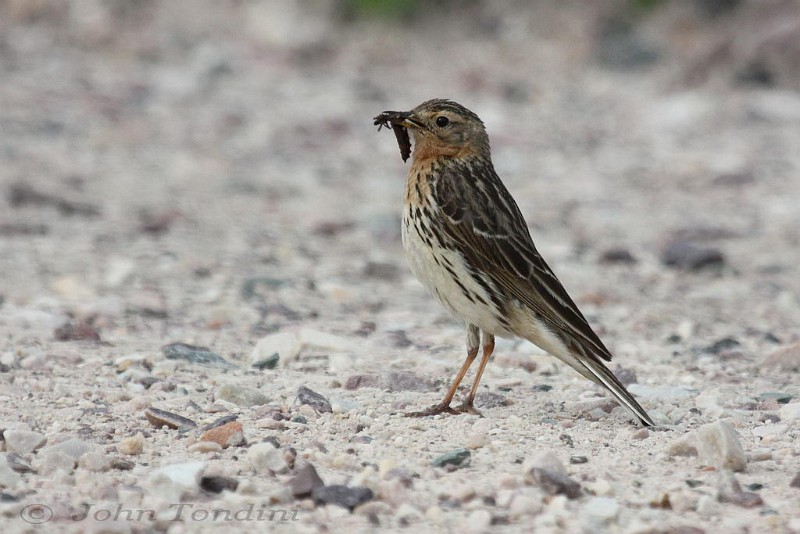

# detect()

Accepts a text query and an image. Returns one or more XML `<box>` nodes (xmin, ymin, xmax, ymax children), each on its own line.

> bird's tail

<box><xmin>575</xmin><ymin>356</ymin><xmax>654</xmax><ymax>427</ymax></box>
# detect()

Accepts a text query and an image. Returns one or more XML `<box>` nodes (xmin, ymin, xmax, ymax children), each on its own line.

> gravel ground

<box><xmin>1</xmin><ymin>2</ymin><xmax>799</xmax><ymax>533</ymax></box>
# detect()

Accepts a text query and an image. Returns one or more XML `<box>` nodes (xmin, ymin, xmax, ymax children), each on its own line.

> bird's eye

<box><xmin>435</xmin><ymin>116</ymin><xmax>450</xmax><ymax>127</ymax></box>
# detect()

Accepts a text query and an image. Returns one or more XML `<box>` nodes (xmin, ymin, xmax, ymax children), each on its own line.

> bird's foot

<box><xmin>452</xmin><ymin>402</ymin><xmax>483</xmax><ymax>417</ymax></box>
<box><xmin>404</xmin><ymin>402</ymin><xmax>459</xmax><ymax>417</ymax></box>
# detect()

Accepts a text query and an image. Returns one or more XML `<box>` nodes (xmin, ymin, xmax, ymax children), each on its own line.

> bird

<box><xmin>373</xmin><ymin>99</ymin><xmax>654</xmax><ymax>427</ymax></box>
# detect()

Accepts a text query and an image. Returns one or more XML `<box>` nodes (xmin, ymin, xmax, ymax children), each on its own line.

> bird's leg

<box><xmin>454</xmin><ymin>333</ymin><xmax>495</xmax><ymax>416</ymax></box>
<box><xmin>405</xmin><ymin>325</ymin><xmax>480</xmax><ymax>417</ymax></box>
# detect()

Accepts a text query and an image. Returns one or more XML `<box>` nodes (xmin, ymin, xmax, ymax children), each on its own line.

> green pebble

<box><xmin>432</xmin><ymin>448</ymin><xmax>470</xmax><ymax>468</ymax></box>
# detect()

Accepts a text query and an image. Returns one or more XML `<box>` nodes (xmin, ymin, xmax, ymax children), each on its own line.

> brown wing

<box><xmin>432</xmin><ymin>160</ymin><xmax>613</xmax><ymax>362</ymax></box>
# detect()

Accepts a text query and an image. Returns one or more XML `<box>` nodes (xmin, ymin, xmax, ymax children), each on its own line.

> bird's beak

<box><xmin>373</xmin><ymin>110</ymin><xmax>424</xmax><ymax>130</ymax></box>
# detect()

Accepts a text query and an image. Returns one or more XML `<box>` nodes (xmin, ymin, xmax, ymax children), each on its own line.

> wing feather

<box><xmin>433</xmin><ymin>162</ymin><xmax>613</xmax><ymax>362</ymax></box>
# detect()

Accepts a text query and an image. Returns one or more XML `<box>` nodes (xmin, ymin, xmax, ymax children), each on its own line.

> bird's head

<box><xmin>375</xmin><ymin>99</ymin><xmax>490</xmax><ymax>162</ymax></box>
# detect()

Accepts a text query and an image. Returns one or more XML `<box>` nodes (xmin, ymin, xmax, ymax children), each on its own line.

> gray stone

<box><xmin>200</xmin><ymin>475</ymin><xmax>239</xmax><ymax>494</ymax></box>
<box><xmin>432</xmin><ymin>448</ymin><xmax>471</xmax><ymax>469</ymax></box>
<box><xmin>312</xmin><ymin>485</ymin><xmax>373</xmax><ymax>511</ymax></box>
<box><xmin>216</xmin><ymin>384</ymin><xmax>268</xmax><ymax>407</ymax></box>
<box><xmin>695</xmin><ymin>420</ymin><xmax>747</xmax><ymax>472</ymax></box>
<box><xmin>3</xmin><ymin>429</ymin><xmax>47</xmax><ymax>454</ymax></box>
<box><xmin>162</xmin><ymin>342</ymin><xmax>235</xmax><ymax>369</ymax></box>
<box><xmin>295</xmin><ymin>386</ymin><xmax>332</xmax><ymax>414</ymax></box>
<box><xmin>288</xmin><ymin>464</ymin><xmax>325</xmax><ymax>498</ymax></box>
<box><xmin>661</xmin><ymin>241</ymin><xmax>725</xmax><ymax>270</ymax></box>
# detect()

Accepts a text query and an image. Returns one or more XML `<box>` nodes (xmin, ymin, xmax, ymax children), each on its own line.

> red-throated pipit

<box><xmin>374</xmin><ymin>99</ymin><xmax>654</xmax><ymax>426</ymax></box>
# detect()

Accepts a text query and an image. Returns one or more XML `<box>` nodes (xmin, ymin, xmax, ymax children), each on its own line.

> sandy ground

<box><xmin>1</xmin><ymin>2</ymin><xmax>799</xmax><ymax>533</ymax></box>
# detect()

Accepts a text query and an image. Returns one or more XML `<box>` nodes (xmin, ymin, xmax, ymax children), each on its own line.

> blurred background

<box><xmin>1</xmin><ymin>0</ymin><xmax>798</xmax><ymax>350</ymax></box>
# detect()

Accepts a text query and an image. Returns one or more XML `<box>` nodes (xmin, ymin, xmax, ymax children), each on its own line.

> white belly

<box><xmin>401</xmin><ymin>210</ymin><xmax>513</xmax><ymax>337</ymax></box>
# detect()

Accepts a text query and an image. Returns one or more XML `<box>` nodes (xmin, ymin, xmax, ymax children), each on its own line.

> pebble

<box><xmin>118</xmin><ymin>433</ymin><xmax>145</xmax><ymax>455</ymax></box>
<box><xmin>779</xmin><ymin>402</ymin><xmax>800</xmax><ymax>422</ymax></box>
<box><xmin>248</xmin><ymin>442</ymin><xmax>289</xmax><ymax>474</ymax></box>
<box><xmin>699</xmin><ymin>337</ymin><xmax>740</xmax><ymax>355</ymax></box>
<box><xmin>695</xmin><ymin>420</ymin><xmax>747</xmax><ymax>472</ymax></box>
<box><xmin>661</xmin><ymin>241</ymin><xmax>725</xmax><ymax>270</ymax></box>
<box><xmin>19</xmin><ymin>352</ymin><xmax>51</xmax><ymax>370</ymax></box>
<box><xmin>199</xmin><ymin>421</ymin><xmax>245</xmax><ymax>448</ymax></box>
<box><xmin>78</xmin><ymin>451</ymin><xmax>110</xmax><ymax>472</ymax></box>
<box><xmin>144</xmin><ymin>407</ymin><xmax>197</xmax><ymax>430</ymax></box>
<box><xmin>0</xmin><ymin>454</ymin><xmax>21</xmax><ymax>487</ymax></box>
<box><xmin>748</xmin><ymin>448</ymin><xmax>772</xmax><ymax>462</ymax></box>
<box><xmin>583</xmin><ymin>496</ymin><xmax>619</xmax><ymax>523</ymax></box>
<box><xmin>250</xmin><ymin>332</ymin><xmax>301</xmax><ymax>368</ymax></box>
<box><xmin>569</xmin><ymin>455</ymin><xmax>588</xmax><ymax>465</ymax></box>
<box><xmin>3</xmin><ymin>429</ymin><xmax>47</xmax><ymax>454</ymax></box>
<box><xmin>299</xmin><ymin>328</ymin><xmax>359</xmax><ymax>352</ymax></box>
<box><xmin>716</xmin><ymin>471</ymin><xmax>764</xmax><ymax>508</ymax></box>
<box><xmin>432</xmin><ymin>448</ymin><xmax>471</xmax><ymax>469</ymax></box>
<box><xmin>295</xmin><ymin>386</ymin><xmax>332</xmax><ymax>414</ymax></box>
<box><xmin>109</xmin><ymin>458</ymin><xmax>134</xmax><ymax>471</ymax></box>
<box><xmin>200</xmin><ymin>475</ymin><xmax>239</xmax><ymax>493</ymax></box>
<box><xmin>599</xmin><ymin>247</ymin><xmax>637</xmax><ymax>264</ymax></box>
<box><xmin>466</xmin><ymin>432</ymin><xmax>489</xmax><ymax>449</ymax></box>
<box><xmin>54</xmin><ymin>319</ymin><xmax>101</xmax><ymax>342</ymax></box>
<box><xmin>147</xmin><ymin>461</ymin><xmax>206</xmax><ymax>501</ymax></box>
<box><xmin>528</xmin><ymin>468</ymin><xmax>582</xmax><ymax>499</ymax></box>
<box><xmin>762</xmin><ymin>342</ymin><xmax>800</xmax><ymax>371</ymax></box>
<box><xmin>36</xmin><ymin>438</ymin><xmax>94</xmax><ymax>473</ymax></box>
<box><xmin>162</xmin><ymin>342</ymin><xmax>235</xmax><ymax>369</ymax></box>
<box><xmin>288</xmin><ymin>463</ymin><xmax>325</xmax><ymax>498</ymax></box>
<box><xmin>312</xmin><ymin>485</ymin><xmax>374</xmax><ymax>511</ymax></box>
<box><xmin>632</xmin><ymin>428</ymin><xmax>650</xmax><ymax>440</ymax></box>
<box><xmin>790</xmin><ymin>472</ymin><xmax>800</xmax><ymax>489</ymax></box>
<box><xmin>188</xmin><ymin>441</ymin><xmax>223</xmax><ymax>454</ymax></box>
<box><xmin>216</xmin><ymin>384</ymin><xmax>268</xmax><ymax>407</ymax></box>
